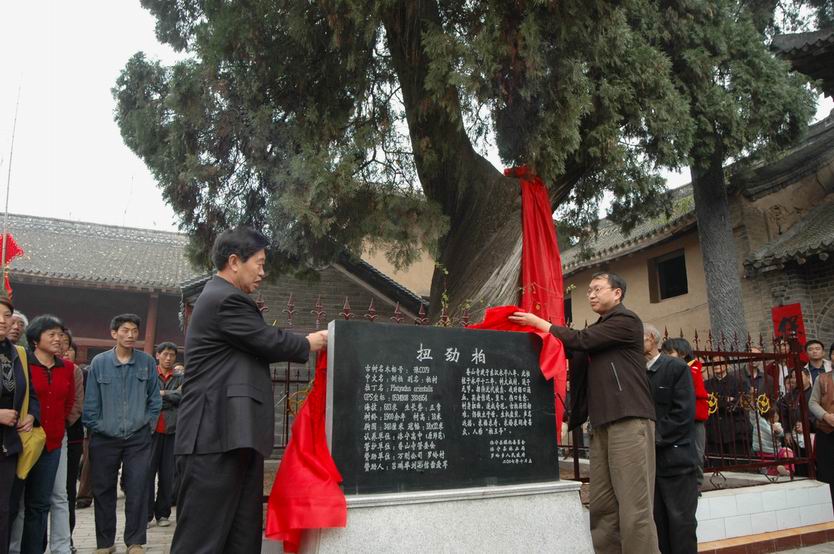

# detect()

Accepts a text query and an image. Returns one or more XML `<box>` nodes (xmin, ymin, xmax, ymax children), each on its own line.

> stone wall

<box><xmin>756</xmin><ymin>260</ymin><xmax>834</xmax><ymax>343</ymax></box>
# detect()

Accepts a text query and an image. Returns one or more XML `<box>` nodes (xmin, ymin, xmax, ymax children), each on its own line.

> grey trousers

<box><xmin>589</xmin><ymin>417</ymin><xmax>660</xmax><ymax>554</ymax></box>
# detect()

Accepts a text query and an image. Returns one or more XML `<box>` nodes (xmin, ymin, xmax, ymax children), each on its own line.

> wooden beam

<box><xmin>144</xmin><ymin>293</ymin><xmax>159</xmax><ymax>355</ymax></box>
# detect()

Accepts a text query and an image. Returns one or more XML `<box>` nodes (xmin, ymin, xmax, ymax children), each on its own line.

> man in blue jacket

<box><xmin>83</xmin><ymin>314</ymin><xmax>161</xmax><ymax>554</ymax></box>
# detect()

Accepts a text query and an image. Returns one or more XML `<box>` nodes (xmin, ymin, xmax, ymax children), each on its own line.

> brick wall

<box><xmin>751</xmin><ymin>259</ymin><xmax>834</xmax><ymax>344</ymax></box>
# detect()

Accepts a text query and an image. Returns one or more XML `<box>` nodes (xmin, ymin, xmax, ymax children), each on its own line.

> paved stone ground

<box><xmin>68</xmin><ymin>494</ymin><xmax>834</xmax><ymax>554</ymax></box>
<box><xmin>70</xmin><ymin>498</ymin><xmax>175</xmax><ymax>554</ymax></box>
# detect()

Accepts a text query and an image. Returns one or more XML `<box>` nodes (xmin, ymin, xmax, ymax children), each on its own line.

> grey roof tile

<box><xmin>561</xmin><ymin>185</ymin><xmax>696</xmax><ymax>274</ymax></box>
<box><xmin>5</xmin><ymin>214</ymin><xmax>200</xmax><ymax>290</ymax></box>
<box><xmin>746</xmin><ymin>202</ymin><xmax>834</xmax><ymax>271</ymax></box>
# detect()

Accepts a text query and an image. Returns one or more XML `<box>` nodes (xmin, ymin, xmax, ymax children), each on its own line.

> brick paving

<box><xmin>70</xmin><ymin>497</ymin><xmax>175</xmax><ymax>554</ymax></box>
<box><xmin>67</xmin><ymin>491</ymin><xmax>834</xmax><ymax>553</ymax></box>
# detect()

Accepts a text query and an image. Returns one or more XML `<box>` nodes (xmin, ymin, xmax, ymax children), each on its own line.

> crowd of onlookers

<box><xmin>0</xmin><ymin>298</ymin><xmax>183</xmax><ymax>554</ymax></box>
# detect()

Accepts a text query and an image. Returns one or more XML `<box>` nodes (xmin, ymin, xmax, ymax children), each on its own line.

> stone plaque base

<box><xmin>262</xmin><ymin>481</ymin><xmax>591</xmax><ymax>553</ymax></box>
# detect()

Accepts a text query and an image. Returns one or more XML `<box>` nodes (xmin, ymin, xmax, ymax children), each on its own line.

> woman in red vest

<box><xmin>21</xmin><ymin>315</ymin><xmax>75</xmax><ymax>554</ymax></box>
<box><xmin>662</xmin><ymin>338</ymin><xmax>709</xmax><ymax>489</ymax></box>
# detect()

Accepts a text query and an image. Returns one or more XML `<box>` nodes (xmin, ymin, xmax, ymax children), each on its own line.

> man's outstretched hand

<box><xmin>508</xmin><ymin>311</ymin><xmax>552</xmax><ymax>333</ymax></box>
<box><xmin>306</xmin><ymin>330</ymin><xmax>328</xmax><ymax>352</ymax></box>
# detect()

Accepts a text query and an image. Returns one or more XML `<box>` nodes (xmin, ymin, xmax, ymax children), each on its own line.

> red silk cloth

<box><xmin>467</xmin><ymin>307</ymin><xmax>566</xmax><ymax>439</ymax></box>
<box><xmin>505</xmin><ymin>166</ymin><xmax>565</xmax><ymax>325</ymax></box>
<box><xmin>265</xmin><ymin>351</ymin><xmax>346</xmax><ymax>552</ymax></box>
<box><xmin>469</xmin><ymin>166</ymin><xmax>567</xmax><ymax>441</ymax></box>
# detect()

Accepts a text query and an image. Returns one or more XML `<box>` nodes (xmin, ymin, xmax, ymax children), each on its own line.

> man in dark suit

<box><xmin>171</xmin><ymin>227</ymin><xmax>328</xmax><ymax>554</ymax></box>
<box><xmin>644</xmin><ymin>324</ymin><xmax>698</xmax><ymax>554</ymax></box>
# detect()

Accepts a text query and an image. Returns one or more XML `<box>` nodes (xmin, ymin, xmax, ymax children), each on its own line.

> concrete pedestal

<box><xmin>263</xmin><ymin>481</ymin><xmax>591</xmax><ymax>553</ymax></box>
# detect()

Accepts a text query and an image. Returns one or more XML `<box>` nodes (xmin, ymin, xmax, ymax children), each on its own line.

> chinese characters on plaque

<box><xmin>328</xmin><ymin>321</ymin><xmax>558</xmax><ymax>494</ymax></box>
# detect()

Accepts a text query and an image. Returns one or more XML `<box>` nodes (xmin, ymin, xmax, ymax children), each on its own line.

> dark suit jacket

<box><xmin>175</xmin><ymin>276</ymin><xmax>311</xmax><ymax>458</ymax></box>
<box><xmin>648</xmin><ymin>354</ymin><xmax>698</xmax><ymax>476</ymax></box>
<box><xmin>550</xmin><ymin>303</ymin><xmax>655</xmax><ymax>427</ymax></box>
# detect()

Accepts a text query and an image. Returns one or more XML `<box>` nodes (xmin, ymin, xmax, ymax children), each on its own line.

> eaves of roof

<box><xmin>180</xmin><ymin>253</ymin><xmax>427</xmax><ymax>317</ymax></box>
<box><xmin>9</xmin><ymin>270</ymin><xmax>181</xmax><ymax>294</ymax></box>
<box><xmin>562</xmin><ymin>212</ymin><xmax>697</xmax><ymax>277</ymax></box>
<box><xmin>744</xmin><ymin>201</ymin><xmax>834</xmax><ymax>274</ymax></box>
<box><xmin>771</xmin><ymin>28</ymin><xmax>834</xmax><ymax>57</ymax></box>
<box><xmin>732</xmin><ymin>114</ymin><xmax>834</xmax><ymax>201</ymax></box>
<box><xmin>5</xmin><ymin>212</ymin><xmax>201</xmax><ymax>290</ymax></box>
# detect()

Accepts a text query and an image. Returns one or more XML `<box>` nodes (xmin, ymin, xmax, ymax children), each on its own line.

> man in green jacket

<box><xmin>511</xmin><ymin>272</ymin><xmax>659</xmax><ymax>554</ymax></box>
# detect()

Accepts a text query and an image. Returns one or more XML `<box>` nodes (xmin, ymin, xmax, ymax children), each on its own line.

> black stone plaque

<box><xmin>326</xmin><ymin>320</ymin><xmax>559</xmax><ymax>495</ymax></box>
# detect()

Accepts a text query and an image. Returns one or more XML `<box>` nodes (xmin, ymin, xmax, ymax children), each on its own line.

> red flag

<box><xmin>1</xmin><ymin>233</ymin><xmax>23</xmax><ymax>264</ymax></box>
<box><xmin>1</xmin><ymin>233</ymin><xmax>24</xmax><ymax>297</ymax></box>
<box><xmin>265</xmin><ymin>351</ymin><xmax>347</xmax><ymax>552</ymax></box>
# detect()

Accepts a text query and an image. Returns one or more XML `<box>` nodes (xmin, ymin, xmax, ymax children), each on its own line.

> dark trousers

<box><xmin>0</xmin><ymin>453</ymin><xmax>17</xmax><ymax>554</ymax></box>
<box><xmin>147</xmin><ymin>433</ymin><xmax>176</xmax><ymax>521</ymax></box>
<box><xmin>77</xmin><ymin>437</ymin><xmax>92</xmax><ymax>501</ymax></box>
<box><xmin>171</xmin><ymin>449</ymin><xmax>264</xmax><ymax>554</ymax></box>
<box><xmin>22</xmin><ymin>447</ymin><xmax>61</xmax><ymax>554</ymax></box>
<box><xmin>654</xmin><ymin>470</ymin><xmax>699</xmax><ymax>554</ymax></box>
<box><xmin>66</xmin><ymin>440</ymin><xmax>83</xmax><ymax>534</ymax></box>
<box><xmin>815</xmin><ymin>431</ymin><xmax>834</xmax><ymax>506</ymax></box>
<box><xmin>90</xmin><ymin>429</ymin><xmax>151</xmax><ymax>548</ymax></box>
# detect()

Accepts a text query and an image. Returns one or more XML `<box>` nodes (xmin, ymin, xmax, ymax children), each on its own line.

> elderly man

<box><xmin>171</xmin><ymin>227</ymin><xmax>328</xmax><ymax>553</ymax></box>
<box><xmin>645</xmin><ymin>324</ymin><xmax>698</xmax><ymax>554</ymax></box>
<box><xmin>511</xmin><ymin>272</ymin><xmax>658</xmax><ymax>554</ymax></box>
<box><xmin>8</xmin><ymin>311</ymin><xmax>28</xmax><ymax>346</ymax></box>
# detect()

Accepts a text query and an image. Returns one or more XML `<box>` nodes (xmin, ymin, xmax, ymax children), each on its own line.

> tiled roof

<box><xmin>561</xmin><ymin>186</ymin><xmax>696</xmax><ymax>275</ymax></box>
<box><xmin>772</xmin><ymin>28</ymin><xmax>834</xmax><ymax>56</ymax></box>
<box><xmin>5</xmin><ymin>213</ymin><xmax>200</xmax><ymax>291</ymax></box>
<box><xmin>561</xmin><ymin>113</ymin><xmax>834</xmax><ymax>274</ymax></box>
<box><xmin>732</xmin><ymin>112</ymin><xmax>834</xmax><ymax>200</ymax></box>
<box><xmin>772</xmin><ymin>29</ymin><xmax>834</xmax><ymax>96</ymax></box>
<box><xmin>745</xmin><ymin>202</ymin><xmax>834</xmax><ymax>272</ymax></box>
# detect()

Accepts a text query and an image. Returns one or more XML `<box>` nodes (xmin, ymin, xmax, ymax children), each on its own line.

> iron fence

<box><xmin>565</xmin><ymin>329</ymin><xmax>816</xmax><ymax>488</ymax></box>
<box><xmin>257</xmin><ymin>293</ymin><xmax>816</xmax><ymax>490</ymax></box>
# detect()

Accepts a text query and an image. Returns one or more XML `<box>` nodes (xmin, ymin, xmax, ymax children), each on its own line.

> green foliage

<box><xmin>115</xmin><ymin>0</ymin><xmax>818</xmax><ymax>277</ymax></box>
<box><xmin>649</xmin><ymin>0</ymin><xmax>816</xmax><ymax>172</ymax></box>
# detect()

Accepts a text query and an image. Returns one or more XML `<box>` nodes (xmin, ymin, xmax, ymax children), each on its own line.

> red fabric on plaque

<box><xmin>265</xmin><ymin>351</ymin><xmax>346</xmax><ymax>553</ymax></box>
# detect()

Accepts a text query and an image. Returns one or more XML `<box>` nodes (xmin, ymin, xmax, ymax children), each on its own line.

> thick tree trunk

<box><xmin>691</xmin><ymin>152</ymin><xmax>748</xmax><ymax>342</ymax></box>
<box><xmin>382</xmin><ymin>1</ymin><xmax>575</xmax><ymax>321</ymax></box>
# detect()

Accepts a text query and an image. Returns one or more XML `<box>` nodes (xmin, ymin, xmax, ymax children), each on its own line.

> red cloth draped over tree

<box><xmin>2</xmin><ymin>233</ymin><xmax>24</xmax><ymax>297</ymax></box>
<box><xmin>468</xmin><ymin>166</ymin><xmax>567</xmax><ymax>440</ymax></box>
<box><xmin>265</xmin><ymin>164</ymin><xmax>566</xmax><ymax>552</ymax></box>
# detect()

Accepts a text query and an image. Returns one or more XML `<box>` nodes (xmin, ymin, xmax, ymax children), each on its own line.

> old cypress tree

<box><xmin>113</xmin><ymin>1</ymin><xmax>816</xmax><ymax>324</ymax></box>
